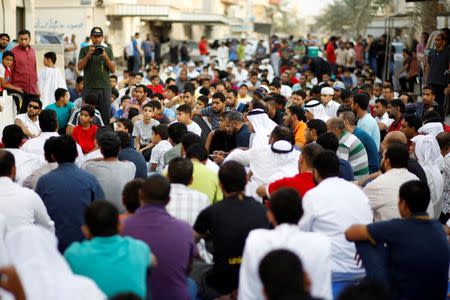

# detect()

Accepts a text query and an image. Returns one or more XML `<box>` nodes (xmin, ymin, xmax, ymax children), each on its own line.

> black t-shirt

<box><xmin>209</xmin><ymin>130</ymin><xmax>236</xmax><ymax>154</ymax></box>
<box><xmin>407</xmin><ymin>158</ymin><xmax>428</xmax><ymax>185</ymax></box>
<box><xmin>193</xmin><ymin>195</ymin><xmax>269</xmax><ymax>294</ymax></box>
<box><xmin>367</xmin><ymin>215</ymin><xmax>449</xmax><ymax>300</ymax></box>
<box><xmin>235</xmin><ymin>124</ymin><xmax>250</xmax><ymax>148</ymax></box>
<box><xmin>271</xmin><ymin>110</ymin><xmax>285</xmax><ymax>126</ymax></box>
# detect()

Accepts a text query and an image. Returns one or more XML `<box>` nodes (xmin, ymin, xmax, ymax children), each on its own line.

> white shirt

<box><xmin>166</xmin><ymin>183</ymin><xmax>210</xmax><ymax>226</ymax></box>
<box><xmin>0</xmin><ymin>177</ymin><xmax>54</xmax><ymax>232</ymax></box>
<box><xmin>187</xmin><ymin>69</ymin><xmax>200</xmax><ymax>79</ymax></box>
<box><xmin>15</xmin><ymin>113</ymin><xmax>41</xmax><ymax>137</ymax></box>
<box><xmin>323</xmin><ymin>100</ymin><xmax>340</xmax><ymax>118</ymax></box>
<box><xmin>187</xmin><ymin>121</ymin><xmax>202</xmax><ymax>136</ymax></box>
<box><xmin>375</xmin><ymin>112</ymin><xmax>394</xmax><ymax>129</ymax></box>
<box><xmin>238</xmin><ymin>224</ymin><xmax>332</xmax><ymax>300</ymax></box>
<box><xmin>299</xmin><ymin>177</ymin><xmax>373</xmax><ymax>274</ymax></box>
<box><xmin>78</xmin><ymin>148</ymin><xmax>102</xmax><ymax>168</ymax></box>
<box><xmin>21</xmin><ymin>132</ymin><xmax>84</xmax><ymax>166</ymax></box>
<box><xmin>205</xmin><ymin>158</ymin><xmax>219</xmax><ymax>174</ymax></box>
<box><xmin>234</xmin><ymin>69</ymin><xmax>249</xmax><ymax>85</ymax></box>
<box><xmin>4</xmin><ymin>148</ymin><xmax>44</xmax><ymax>186</ymax></box>
<box><xmin>364</xmin><ymin>168</ymin><xmax>419</xmax><ymax>221</ymax></box>
<box><xmin>280</xmin><ymin>84</ymin><xmax>293</xmax><ymax>98</ymax></box>
<box><xmin>150</xmin><ymin>140</ymin><xmax>173</xmax><ymax>173</ymax></box>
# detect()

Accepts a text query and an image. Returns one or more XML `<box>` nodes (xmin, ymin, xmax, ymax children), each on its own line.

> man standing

<box><xmin>199</xmin><ymin>36</ymin><xmax>209</xmax><ymax>64</ymax></box>
<box><xmin>11</xmin><ymin>30</ymin><xmax>39</xmax><ymax>113</ymax></box>
<box><xmin>78</xmin><ymin>27</ymin><xmax>115</xmax><ymax>125</ymax></box>
<box><xmin>426</xmin><ymin>33</ymin><xmax>450</xmax><ymax>113</ymax></box>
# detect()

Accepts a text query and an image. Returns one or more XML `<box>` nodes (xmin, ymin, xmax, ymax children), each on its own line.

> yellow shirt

<box><xmin>189</xmin><ymin>160</ymin><xmax>223</xmax><ymax>203</ymax></box>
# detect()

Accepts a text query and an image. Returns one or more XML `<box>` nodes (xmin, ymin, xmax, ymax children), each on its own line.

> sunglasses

<box><xmin>28</xmin><ymin>104</ymin><xmax>40</xmax><ymax>110</ymax></box>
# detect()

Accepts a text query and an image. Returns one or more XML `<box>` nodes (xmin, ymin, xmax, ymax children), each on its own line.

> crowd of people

<box><xmin>0</xmin><ymin>24</ymin><xmax>449</xmax><ymax>300</ymax></box>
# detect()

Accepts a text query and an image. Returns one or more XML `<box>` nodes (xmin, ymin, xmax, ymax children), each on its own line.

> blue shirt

<box><xmin>64</xmin><ymin>235</ymin><xmax>151</xmax><ymax>298</ymax></box>
<box><xmin>367</xmin><ymin>214</ymin><xmax>449</xmax><ymax>300</ymax></box>
<box><xmin>118</xmin><ymin>147</ymin><xmax>148</xmax><ymax>179</ymax></box>
<box><xmin>36</xmin><ymin>163</ymin><xmax>104</xmax><ymax>252</ymax></box>
<box><xmin>235</xmin><ymin>123</ymin><xmax>250</xmax><ymax>148</ymax></box>
<box><xmin>339</xmin><ymin>158</ymin><xmax>354</xmax><ymax>181</ymax></box>
<box><xmin>353</xmin><ymin>127</ymin><xmax>380</xmax><ymax>174</ymax></box>
<box><xmin>357</xmin><ymin>113</ymin><xmax>380</xmax><ymax>150</ymax></box>
<box><xmin>46</xmin><ymin>102</ymin><xmax>75</xmax><ymax>130</ymax></box>
<box><xmin>0</xmin><ymin>44</ymin><xmax>12</xmax><ymax>61</ymax></box>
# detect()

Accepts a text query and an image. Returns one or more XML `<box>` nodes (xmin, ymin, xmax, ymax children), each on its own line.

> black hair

<box><xmin>403</xmin><ymin>114</ymin><xmax>422</xmax><ymax>132</ymax></box>
<box><xmin>384</xmin><ymin>143</ymin><xmax>409</xmax><ymax>169</ymax></box>
<box><xmin>0</xmin><ymin>33</ymin><xmax>10</xmax><ymax>40</ymax></box>
<box><xmin>251</xmin><ymin>99</ymin><xmax>268</xmax><ymax>112</ymax></box>
<box><xmin>226</xmin><ymin>88</ymin><xmax>237</xmax><ymax>97</ymax></box>
<box><xmin>116</xmin><ymin>131</ymin><xmax>131</xmax><ymax>149</ymax></box>
<box><xmin>43</xmin><ymin>136</ymin><xmax>58</xmax><ymax>163</ymax></box>
<box><xmin>52</xmin><ymin>135</ymin><xmax>78</xmax><ymax>163</ymax></box>
<box><xmin>353</xmin><ymin>93</ymin><xmax>370</xmax><ymax>110</ymax></box>
<box><xmin>383</xmin><ymin>84</ymin><xmax>394</xmax><ymax>92</ymax></box>
<box><xmin>182</xmin><ymin>133</ymin><xmax>202</xmax><ymax>152</ymax></box>
<box><xmin>287</xmin><ymin>105</ymin><xmax>306</xmax><ymax>122</ymax></box>
<box><xmin>292</xmin><ymin>90</ymin><xmax>307</xmax><ymax>98</ymax></box>
<box><xmin>388</xmin><ymin>99</ymin><xmax>405</xmax><ymax>114</ymax></box>
<box><xmin>39</xmin><ymin>109</ymin><xmax>58</xmax><ymax>132</ymax></box>
<box><xmin>141</xmin><ymin>175</ymin><xmax>171</xmax><ymax>204</ymax></box>
<box><xmin>422</xmin><ymin>85</ymin><xmax>435</xmax><ymax>95</ymax></box>
<box><xmin>270</xmin><ymin>126</ymin><xmax>295</xmax><ymax>145</ymax></box>
<box><xmin>149</xmin><ymin>100</ymin><xmax>162</xmax><ymax>111</ymax></box>
<box><xmin>152</xmin><ymin>93</ymin><xmax>164</xmax><ymax>101</ymax></box>
<box><xmin>224</xmin><ymin>111</ymin><xmax>244</xmax><ymax>123</ymax></box>
<box><xmin>168</xmin><ymin>157</ymin><xmax>194</xmax><ymax>185</ymax></box>
<box><xmin>122</xmin><ymin>179</ymin><xmax>144</xmax><ymax>213</ymax></box>
<box><xmin>306</xmin><ymin>119</ymin><xmax>327</xmax><ymax>136</ymax></box>
<box><xmin>269</xmin><ymin>80</ymin><xmax>281</xmax><ymax>89</ymax></box>
<box><xmin>375</xmin><ymin>98</ymin><xmax>388</xmax><ymax>108</ymax></box>
<box><xmin>152</xmin><ymin>124</ymin><xmax>169</xmax><ymax>140</ymax></box>
<box><xmin>44</xmin><ymin>51</ymin><xmax>57</xmax><ymax>64</ymax></box>
<box><xmin>436</xmin><ymin>132</ymin><xmax>450</xmax><ymax>150</ymax></box>
<box><xmin>112</xmin><ymin>88</ymin><xmax>119</xmax><ymax>100</ymax></box>
<box><xmin>18</xmin><ymin>29</ymin><xmax>31</xmax><ymax>37</ymax></box>
<box><xmin>269</xmin><ymin>188</ymin><xmax>303</xmax><ymax>224</ymax></box>
<box><xmin>1</xmin><ymin>50</ymin><xmax>13</xmax><ymax>60</ymax></box>
<box><xmin>177</xmin><ymin>104</ymin><xmax>192</xmax><ymax>115</ymax></box>
<box><xmin>197</xmin><ymin>95</ymin><xmax>209</xmax><ymax>107</ymax></box>
<box><xmin>186</xmin><ymin>143</ymin><xmax>208</xmax><ymax>161</ymax></box>
<box><xmin>54</xmin><ymin>88</ymin><xmax>68</xmax><ymax>102</ymax></box>
<box><xmin>399</xmin><ymin>180</ymin><xmax>430</xmax><ymax>214</ymax></box>
<box><xmin>259</xmin><ymin>249</ymin><xmax>306</xmax><ymax>300</ymax></box>
<box><xmin>80</xmin><ymin>105</ymin><xmax>95</xmax><ymax>118</ymax></box>
<box><xmin>166</xmin><ymin>85</ymin><xmax>179</xmax><ymax>94</ymax></box>
<box><xmin>313</xmin><ymin>150</ymin><xmax>340</xmax><ymax>179</ymax></box>
<box><xmin>340</xmin><ymin>89</ymin><xmax>352</xmax><ymax>100</ymax></box>
<box><xmin>99</xmin><ymin>132</ymin><xmax>121</xmax><ymax>158</ymax></box>
<box><xmin>150</xmin><ymin>75</ymin><xmax>159</xmax><ymax>81</ymax></box>
<box><xmin>85</xmin><ymin>201</ymin><xmax>119</xmax><ymax>237</ymax></box>
<box><xmin>109</xmin><ymin>74</ymin><xmax>118</xmax><ymax>80</ymax></box>
<box><xmin>422</xmin><ymin>111</ymin><xmax>443</xmax><ymax>125</ymax></box>
<box><xmin>337</xmin><ymin>278</ymin><xmax>391</xmax><ymax>300</ymax></box>
<box><xmin>212</xmin><ymin>92</ymin><xmax>226</xmax><ymax>102</ymax></box>
<box><xmin>168</xmin><ymin>122</ymin><xmax>188</xmax><ymax>144</ymax></box>
<box><xmin>117</xmin><ymin>118</ymin><xmax>133</xmax><ymax>134</ymax></box>
<box><xmin>2</xmin><ymin>125</ymin><xmax>24</xmax><ymax>148</ymax></box>
<box><xmin>316</xmin><ymin>132</ymin><xmax>339</xmax><ymax>152</ymax></box>
<box><xmin>218</xmin><ymin>160</ymin><xmax>247</xmax><ymax>193</ymax></box>
<box><xmin>301</xmin><ymin>143</ymin><xmax>324</xmax><ymax>168</ymax></box>
<box><xmin>199</xmin><ymin>87</ymin><xmax>210</xmax><ymax>97</ymax></box>
<box><xmin>75</xmin><ymin>76</ymin><xmax>84</xmax><ymax>84</ymax></box>
<box><xmin>0</xmin><ymin>150</ymin><xmax>15</xmax><ymax>177</ymax></box>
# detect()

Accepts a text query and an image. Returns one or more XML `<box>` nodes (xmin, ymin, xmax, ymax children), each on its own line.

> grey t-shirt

<box><xmin>132</xmin><ymin>119</ymin><xmax>160</xmax><ymax>146</ymax></box>
<box><xmin>82</xmin><ymin>160</ymin><xmax>136</xmax><ymax>212</ymax></box>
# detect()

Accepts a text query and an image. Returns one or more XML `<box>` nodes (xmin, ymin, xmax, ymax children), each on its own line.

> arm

<box><xmin>377</xmin><ymin>121</ymin><xmax>387</xmax><ymax>131</ymax></box>
<box><xmin>15</xmin><ymin>118</ymin><xmax>35</xmax><ymax>138</ymax></box>
<box><xmin>0</xmin><ymin>77</ymin><xmax>23</xmax><ymax>93</ymax></box>
<box><xmin>256</xmin><ymin>184</ymin><xmax>268</xmax><ymax>198</ymax></box>
<box><xmin>78</xmin><ymin>46</ymin><xmax>94</xmax><ymax>71</ymax></box>
<box><xmin>164</xmin><ymin>95</ymin><xmax>183</xmax><ymax>108</ymax></box>
<box><xmin>194</xmin><ymin>230</ymin><xmax>206</xmax><ymax>243</ymax></box>
<box><xmin>66</xmin><ymin>125</ymin><xmax>75</xmax><ymax>135</ymax></box>
<box><xmin>0</xmin><ymin>267</ymin><xmax>26</xmax><ymax>300</ymax></box>
<box><xmin>205</xmin><ymin>130</ymin><xmax>215</xmax><ymax>153</ymax></box>
<box><xmin>345</xmin><ymin>224</ymin><xmax>374</xmax><ymax>244</ymax></box>
<box><xmin>32</xmin><ymin>193</ymin><xmax>55</xmax><ymax>232</ymax></box>
<box><xmin>139</xmin><ymin>142</ymin><xmax>154</xmax><ymax>153</ymax></box>
<box><xmin>101</xmin><ymin>50</ymin><xmax>116</xmax><ymax>74</ymax></box>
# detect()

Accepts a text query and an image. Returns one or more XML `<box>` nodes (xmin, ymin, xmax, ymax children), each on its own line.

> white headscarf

<box><xmin>4</xmin><ymin>226</ymin><xmax>106</xmax><ymax>300</ymax></box>
<box><xmin>304</xmin><ymin>100</ymin><xmax>330</xmax><ymax>122</ymax></box>
<box><xmin>418</xmin><ymin>122</ymin><xmax>444</xmax><ymax>137</ymax></box>
<box><xmin>247</xmin><ymin>109</ymin><xmax>278</xmax><ymax>149</ymax></box>
<box><xmin>411</xmin><ymin>135</ymin><xmax>444</xmax><ymax>218</ymax></box>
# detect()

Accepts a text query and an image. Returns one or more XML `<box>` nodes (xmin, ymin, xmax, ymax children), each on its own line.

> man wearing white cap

<box><xmin>187</xmin><ymin>62</ymin><xmax>199</xmax><ymax>79</ymax></box>
<box><xmin>321</xmin><ymin>86</ymin><xmax>340</xmax><ymax>118</ymax></box>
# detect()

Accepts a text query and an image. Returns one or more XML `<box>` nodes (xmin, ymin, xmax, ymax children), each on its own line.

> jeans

<box><xmin>355</xmin><ymin>241</ymin><xmax>390</xmax><ymax>287</ymax></box>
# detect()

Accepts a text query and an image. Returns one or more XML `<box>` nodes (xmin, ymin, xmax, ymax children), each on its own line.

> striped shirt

<box><xmin>68</xmin><ymin>107</ymin><xmax>105</xmax><ymax>128</ymax></box>
<box><xmin>337</xmin><ymin>130</ymin><xmax>369</xmax><ymax>179</ymax></box>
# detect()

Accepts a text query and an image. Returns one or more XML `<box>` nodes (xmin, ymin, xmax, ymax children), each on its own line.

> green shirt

<box><xmin>190</xmin><ymin>160</ymin><xmax>223</xmax><ymax>203</ymax></box>
<box><xmin>78</xmin><ymin>45</ymin><xmax>114</xmax><ymax>88</ymax></box>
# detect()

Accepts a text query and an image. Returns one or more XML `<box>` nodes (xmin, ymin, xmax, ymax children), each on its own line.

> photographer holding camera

<box><xmin>78</xmin><ymin>27</ymin><xmax>115</xmax><ymax>124</ymax></box>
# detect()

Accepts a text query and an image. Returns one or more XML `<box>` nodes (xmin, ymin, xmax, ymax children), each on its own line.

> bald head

<box><xmin>382</xmin><ymin>131</ymin><xmax>407</xmax><ymax>151</ymax></box>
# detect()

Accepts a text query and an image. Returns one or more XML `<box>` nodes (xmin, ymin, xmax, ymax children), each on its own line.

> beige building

<box><xmin>0</xmin><ymin>0</ymin><xmax>35</xmax><ymax>39</ymax></box>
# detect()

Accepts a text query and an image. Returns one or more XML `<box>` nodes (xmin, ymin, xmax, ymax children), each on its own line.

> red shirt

<box><xmin>268</xmin><ymin>172</ymin><xmax>316</xmax><ymax>197</ymax></box>
<box><xmin>72</xmin><ymin>124</ymin><xmax>98</xmax><ymax>154</ymax></box>
<box><xmin>199</xmin><ymin>40</ymin><xmax>208</xmax><ymax>55</ymax></box>
<box><xmin>388</xmin><ymin>117</ymin><xmax>404</xmax><ymax>132</ymax></box>
<box><xmin>0</xmin><ymin>64</ymin><xmax>11</xmax><ymax>92</ymax></box>
<box><xmin>11</xmin><ymin>45</ymin><xmax>38</xmax><ymax>95</ymax></box>
<box><xmin>147</xmin><ymin>84</ymin><xmax>165</xmax><ymax>95</ymax></box>
<box><xmin>326</xmin><ymin>42</ymin><xmax>336</xmax><ymax>64</ymax></box>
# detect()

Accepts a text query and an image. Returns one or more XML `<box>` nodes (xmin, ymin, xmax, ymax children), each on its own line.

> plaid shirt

<box><xmin>166</xmin><ymin>183</ymin><xmax>210</xmax><ymax>226</ymax></box>
<box><xmin>405</xmin><ymin>101</ymin><xmax>439</xmax><ymax>119</ymax></box>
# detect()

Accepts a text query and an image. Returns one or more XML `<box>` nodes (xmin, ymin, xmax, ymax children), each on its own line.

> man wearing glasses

<box><xmin>14</xmin><ymin>98</ymin><xmax>42</xmax><ymax>138</ymax></box>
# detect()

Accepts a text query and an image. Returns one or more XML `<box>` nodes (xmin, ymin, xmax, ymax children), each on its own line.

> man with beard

<box><xmin>193</xmin><ymin>92</ymin><xmax>226</xmax><ymax>130</ymax></box>
<box><xmin>14</xmin><ymin>98</ymin><xmax>42</xmax><ymax>138</ymax></box>
<box><xmin>283</xmin><ymin>105</ymin><xmax>307</xmax><ymax>149</ymax></box>
<box><xmin>0</xmin><ymin>33</ymin><xmax>11</xmax><ymax>61</ymax></box>
<box><xmin>387</xmin><ymin>99</ymin><xmax>405</xmax><ymax>132</ymax></box>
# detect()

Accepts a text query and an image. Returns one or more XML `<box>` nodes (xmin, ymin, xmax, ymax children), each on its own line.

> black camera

<box><xmin>94</xmin><ymin>45</ymin><xmax>104</xmax><ymax>55</ymax></box>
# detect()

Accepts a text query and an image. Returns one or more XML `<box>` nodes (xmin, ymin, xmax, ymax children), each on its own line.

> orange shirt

<box><xmin>294</xmin><ymin>121</ymin><xmax>306</xmax><ymax>147</ymax></box>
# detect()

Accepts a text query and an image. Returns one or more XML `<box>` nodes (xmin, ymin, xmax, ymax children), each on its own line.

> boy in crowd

<box><xmin>149</xmin><ymin>124</ymin><xmax>172</xmax><ymax>174</ymax></box>
<box><xmin>38</xmin><ymin>51</ymin><xmax>67</xmax><ymax>108</ymax></box>
<box><xmin>132</xmin><ymin>102</ymin><xmax>160</xmax><ymax>161</ymax></box>
<box><xmin>176</xmin><ymin>104</ymin><xmax>202</xmax><ymax>136</ymax></box>
<box><xmin>46</xmin><ymin>88</ymin><xmax>74</xmax><ymax>134</ymax></box>
<box><xmin>66</xmin><ymin>94</ymin><xmax>104</xmax><ymax>135</ymax></box>
<box><xmin>72</xmin><ymin>105</ymin><xmax>97</xmax><ymax>154</ymax></box>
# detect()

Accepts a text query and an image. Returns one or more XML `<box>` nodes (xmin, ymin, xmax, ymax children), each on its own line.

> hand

<box><xmin>100</xmin><ymin>50</ymin><xmax>108</xmax><ymax>60</ymax></box>
<box><xmin>354</xmin><ymin>251</ymin><xmax>363</xmax><ymax>268</ymax></box>
<box><xmin>0</xmin><ymin>104</ymin><xmax>3</xmax><ymax>112</ymax></box>
<box><xmin>0</xmin><ymin>266</ymin><xmax>26</xmax><ymax>300</ymax></box>
<box><xmin>87</xmin><ymin>46</ymin><xmax>95</xmax><ymax>57</ymax></box>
